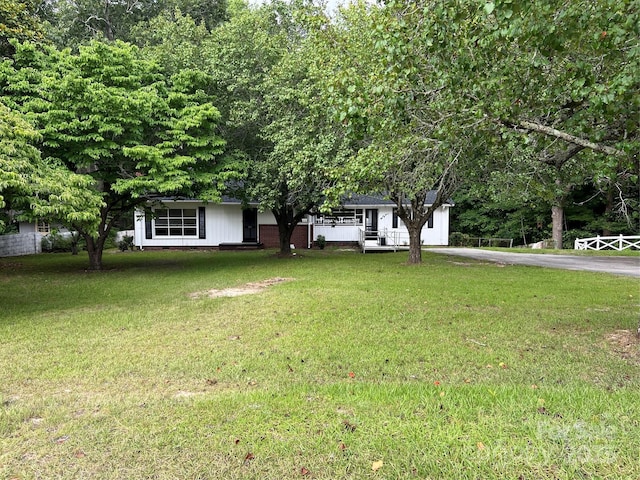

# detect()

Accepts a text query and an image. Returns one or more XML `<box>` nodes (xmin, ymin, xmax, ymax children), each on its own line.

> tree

<box><xmin>42</xmin><ymin>0</ymin><xmax>227</xmax><ymax>48</ymax></box>
<box><xmin>0</xmin><ymin>102</ymin><xmax>38</xmax><ymax>213</ymax></box>
<box><xmin>1</xmin><ymin>40</ymin><xmax>228</xmax><ymax>269</ymax></box>
<box><xmin>310</xmin><ymin>0</ymin><xmax>482</xmax><ymax>263</ymax></box>
<box><xmin>320</xmin><ymin>0</ymin><xmax>639</xmax><ymax>253</ymax></box>
<box><xmin>0</xmin><ymin>101</ymin><xmax>103</xmax><ymax>234</ymax></box>
<box><xmin>204</xmin><ymin>1</ymin><xmax>345</xmax><ymax>255</ymax></box>
<box><xmin>478</xmin><ymin>0</ymin><xmax>639</xmax><ymax>248</ymax></box>
<box><xmin>255</xmin><ymin>35</ymin><xmax>350</xmax><ymax>254</ymax></box>
<box><xmin>0</xmin><ymin>0</ymin><xmax>46</xmax><ymax>56</ymax></box>
<box><xmin>133</xmin><ymin>9</ymin><xmax>211</xmax><ymax>75</ymax></box>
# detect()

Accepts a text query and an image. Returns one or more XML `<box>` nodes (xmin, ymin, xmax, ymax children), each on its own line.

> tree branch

<box><xmin>509</xmin><ymin>119</ymin><xmax>625</xmax><ymax>156</ymax></box>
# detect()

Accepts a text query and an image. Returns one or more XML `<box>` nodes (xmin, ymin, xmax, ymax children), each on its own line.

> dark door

<box><xmin>243</xmin><ymin>208</ymin><xmax>258</xmax><ymax>243</ymax></box>
<box><xmin>365</xmin><ymin>209</ymin><xmax>378</xmax><ymax>235</ymax></box>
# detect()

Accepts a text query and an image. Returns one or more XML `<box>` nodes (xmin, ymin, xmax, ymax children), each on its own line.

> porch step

<box><xmin>219</xmin><ymin>242</ymin><xmax>264</xmax><ymax>251</ymax></box>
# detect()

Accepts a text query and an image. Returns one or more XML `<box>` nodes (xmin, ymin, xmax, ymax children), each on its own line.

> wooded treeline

<box><xmin>1</xmin><ymin>0</ymin><xmax>638</xmax><ymax>268</ymax></box>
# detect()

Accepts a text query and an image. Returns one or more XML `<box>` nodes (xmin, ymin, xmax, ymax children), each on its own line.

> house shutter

<box><xmin>427</xmin><ymin>213</ymin><xmax>434</xmax><ymax>229</ymax></box>
<box><xmin>198</xmin><ymin>207</ymin><xmax>206</xmax><ymax>239</ymax></box>
<box><xmin>145</xmin><ymin>214</ymin><xmax>152</xmax><ymax>239</ymax></box>
<box><xmin>392</xmin><ymin>208</ymin><xmax>398</xmax><ymax>229</ymax></box>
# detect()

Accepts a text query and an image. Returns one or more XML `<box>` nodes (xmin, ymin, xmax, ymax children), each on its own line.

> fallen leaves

<box><xmin>343</xmin><ymin>419</ymin><xmax>357</xmax><ymax>432</ymax></box>
<box><xmin>243</xmin><ymin>452</ymin><xmax>255</xmax><ymax>466</ymax></box>
<box><xmin>536</xmin><ymin>406</ymin><xmax>563</xmax><ymax>419</ymax></box>
<box><xmin>372</xmin><ymin>460</ymin><xmax>384</xmax><ymax>471</ymax></box>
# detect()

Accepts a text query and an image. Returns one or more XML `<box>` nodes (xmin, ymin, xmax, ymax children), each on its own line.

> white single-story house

<box><xmin>133</xmin><ymin>193</ymin><xmax>452</xmax><ymax>251</ymax></box>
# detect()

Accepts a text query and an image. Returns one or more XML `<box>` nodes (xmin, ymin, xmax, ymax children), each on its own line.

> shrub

<box><xmin>118</xmin><ymin>235</ymin><xmax>134</xmax><ymax>252</ymax></box>
<box><xmin>42</xmin><ymin>232</ymin><xmax>73</xmax><ymax>253</ymax></box>
<box><xmin>315</xmin><ymin>235</ymin><xmax>326</xmax><ymax>249</ymax></box>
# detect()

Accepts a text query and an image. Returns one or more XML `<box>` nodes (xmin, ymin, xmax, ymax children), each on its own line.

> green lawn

<box><xmin>1</xmin><ymin>249</ymin><xmax>638</xmax><ymax>479</ymax></box>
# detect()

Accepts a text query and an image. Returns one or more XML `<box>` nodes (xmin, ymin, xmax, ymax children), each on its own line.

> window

<box><xmin>36</xmin><ymin>219</ymin><xmax>51</xmax><ymax>234</ymax></box>
<box><xmin>154</xmin><ymin>208</ymin><xmax>197</xmax><ymax>236</ymax></box>
<box><xmin>427</xmin><ymin>213</ymin><xmax>434</xmax><ymax>229</ymax></box>
<box><xmin>314</xmin><ymin>208</ymin><xmax>363</xmax><ymax>225</ymax></box>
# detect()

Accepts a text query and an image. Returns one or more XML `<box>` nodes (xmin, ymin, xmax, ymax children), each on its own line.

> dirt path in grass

<box><xmin>189</xmin><ymin>277</ymin><xmax>294</xmax><ymax>299</ymax></box>
<box><xmin>429</xmin><ymin>248</ymin><xmax>640</xmax><ymax>278</ymax></box>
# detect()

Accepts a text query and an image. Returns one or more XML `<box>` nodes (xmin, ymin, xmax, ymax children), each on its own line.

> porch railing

<box><xmin>359</xmin><ymin>228</ymin><xmax>406</xmax><ymax>252</ymax></box>
<box><xmin>574</xmin><ymin>235</ymin><xmax>640</xmax><ymax>251</ymax></box>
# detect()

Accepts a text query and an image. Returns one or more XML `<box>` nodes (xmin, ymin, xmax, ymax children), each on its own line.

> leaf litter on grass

<box><xmin>605</xmin><ymin>330</ymin><xmax>639</xmax><ymax>364</ymax></box>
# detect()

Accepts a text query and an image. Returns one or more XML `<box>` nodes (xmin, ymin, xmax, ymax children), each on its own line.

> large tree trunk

<box><xmin>84</xmin><ymin>235</ymin><xmax>105</xmax><ymax>270</ymax></box>
<box><xmin>83</xmin><ymin>224</ymin><xmax>110</xmax><ymax>270</ymax></box>
<box><xmin>277</xmin><ymin>221</ymin><xmax>293</xmax><ymax>255</ymax></box>
<box><xmin>272</xmin><ymin>204</ymin><xmax>310</xmax><ymax>256</ymax></box>
<box><xmin>551</xmin><ymin>204</ymin><xmax>564</xmax><ymax>249</ymax></box>
<box><xmin>407</xmin><ymin>224</ymin><xmax>423</xmax><ymax>264</ymax></box>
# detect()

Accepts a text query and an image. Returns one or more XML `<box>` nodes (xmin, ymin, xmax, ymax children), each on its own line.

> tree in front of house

<box><xmin>204</xmin><ymin>1</ymin><xmax>346</xmax><ymax>255</ymax></box>
<box><xmin>0</xmin><ymin>40</ymin><xmax>228</xmax><ymax>269</ymax></box>
<box><xmin>0</xmin><ymin>101</ymin><xmax>101</xmax><ymax>234</ymax></box>
<box><xmin>0</xmin><ymin>102</ymin><xmax>39</xmax><ymax>220</ymax></box>
<box><xmin>310</xmin><ymin>0</ymin><xmax>482</xmax><ymax>264</ymax></box>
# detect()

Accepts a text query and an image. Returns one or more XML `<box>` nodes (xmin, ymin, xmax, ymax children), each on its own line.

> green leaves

<box><xmin>1</xmin><ymin>40</ymin><xmax>226</xmax><ymax>267</ymax></box>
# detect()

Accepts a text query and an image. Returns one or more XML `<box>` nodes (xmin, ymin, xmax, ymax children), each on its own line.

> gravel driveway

<box><xmin>429</xmin><ymin>248</ymin><xmax>640</xmax><ymax>278</ymax></box>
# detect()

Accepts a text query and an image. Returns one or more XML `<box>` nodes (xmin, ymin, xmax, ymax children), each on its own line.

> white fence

<box><xmin>574</xmin><ymin>235</ymin><xmax>640</xmax><ymax>251</ymax></box>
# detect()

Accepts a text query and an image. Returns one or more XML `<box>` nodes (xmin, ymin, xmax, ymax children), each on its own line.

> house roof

<box><xmin>340</xmin><ymin>192</ymin><xmax>453</xmax><ymax>207</ymax></box>
<box><xmin>151</xmin><ymin>191</ymin><xmax>453</xmax><ymax>207</ymax></box>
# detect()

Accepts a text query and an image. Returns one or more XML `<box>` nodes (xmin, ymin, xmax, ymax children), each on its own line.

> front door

<box><xmin>365</xmin><ymin>209</ymin><xmax>378</xmax><ymax>235</ymax></box>
<box><xmin>243</xmin><ymin>208</ymin><xmax>258</xmax><ymax>243</ymax></box>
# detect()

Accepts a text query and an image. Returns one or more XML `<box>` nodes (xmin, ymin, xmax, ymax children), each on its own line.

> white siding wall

<box><xmin>315</xmin><ymin>205</ymin><xmax>450</xmax><ymax>246</ymax></box>
<box><xmin>134</xmin><ymin>202</ymin><xmax>242</xmax><ymax>247</ymax></box>
<box><xmin>257</xmin><ymin>211</ymin><xmax>277</xmax><ymax>226</ymax></box>
<box><xmin>18</xmin><ymin>222</ymin><xmax>36</xmax><ymax>234</ymax></box>
<box><xmin>134</xmin><ymin>203</ymin><xmax>281</xmax><ymax>247</ymax></box>
<box><xmin>135</xmin><ymin>202</ymin><xmax>450</xmax><ymax>248</ymax></box>
<box><xmin>315</xmin><ymin>224</ymin><xmax>361</xmax><ymax>242</ymax></box>
<box><xmin>210</xmin><ymin>204</ymin><xmax>243</xmax><ymax>245</ymax></box>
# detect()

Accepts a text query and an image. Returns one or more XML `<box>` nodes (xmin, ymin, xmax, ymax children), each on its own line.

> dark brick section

<box><xmin>259</xmin><ymin>225</ymin><xmax>312</xmax><ymax>249</ymax></box>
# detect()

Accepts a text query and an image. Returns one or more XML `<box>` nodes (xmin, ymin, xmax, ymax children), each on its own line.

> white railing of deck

<box><xmin>359</xmin><ymin>228</ymin><xmax>407</xmax><ymax>252</ymax></box>
<box><xmin>574</xmin><ymin>235</ymin><xmax>640</xmax><ymax>251</ymax></box>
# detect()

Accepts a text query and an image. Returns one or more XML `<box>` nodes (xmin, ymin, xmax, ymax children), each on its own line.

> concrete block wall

<box><xmin>0</xmin><ymin>233</ymin><xmax>42</xmax><ymax>257</ymax></box>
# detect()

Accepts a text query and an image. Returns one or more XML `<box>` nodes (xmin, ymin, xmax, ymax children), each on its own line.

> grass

<box><xmin>0</xmin><ymin>248</ymin><xmax>639</xmax><ymax>479</ymax></box>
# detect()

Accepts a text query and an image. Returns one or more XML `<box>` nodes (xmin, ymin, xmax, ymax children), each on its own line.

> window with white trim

<box><xmin>154</xmin><ymin>208</ymin><xmax>197</xmax><ymax>236</ymax></box>
<box><xmin>314</xmin><ymin>208</ymin><xmax>363</xmax><ymax>225</ymax></box>
<box><xmin>36</xmin><ymin>219</ymin><xmax>51</xmax><ymax>234</ymax></box>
